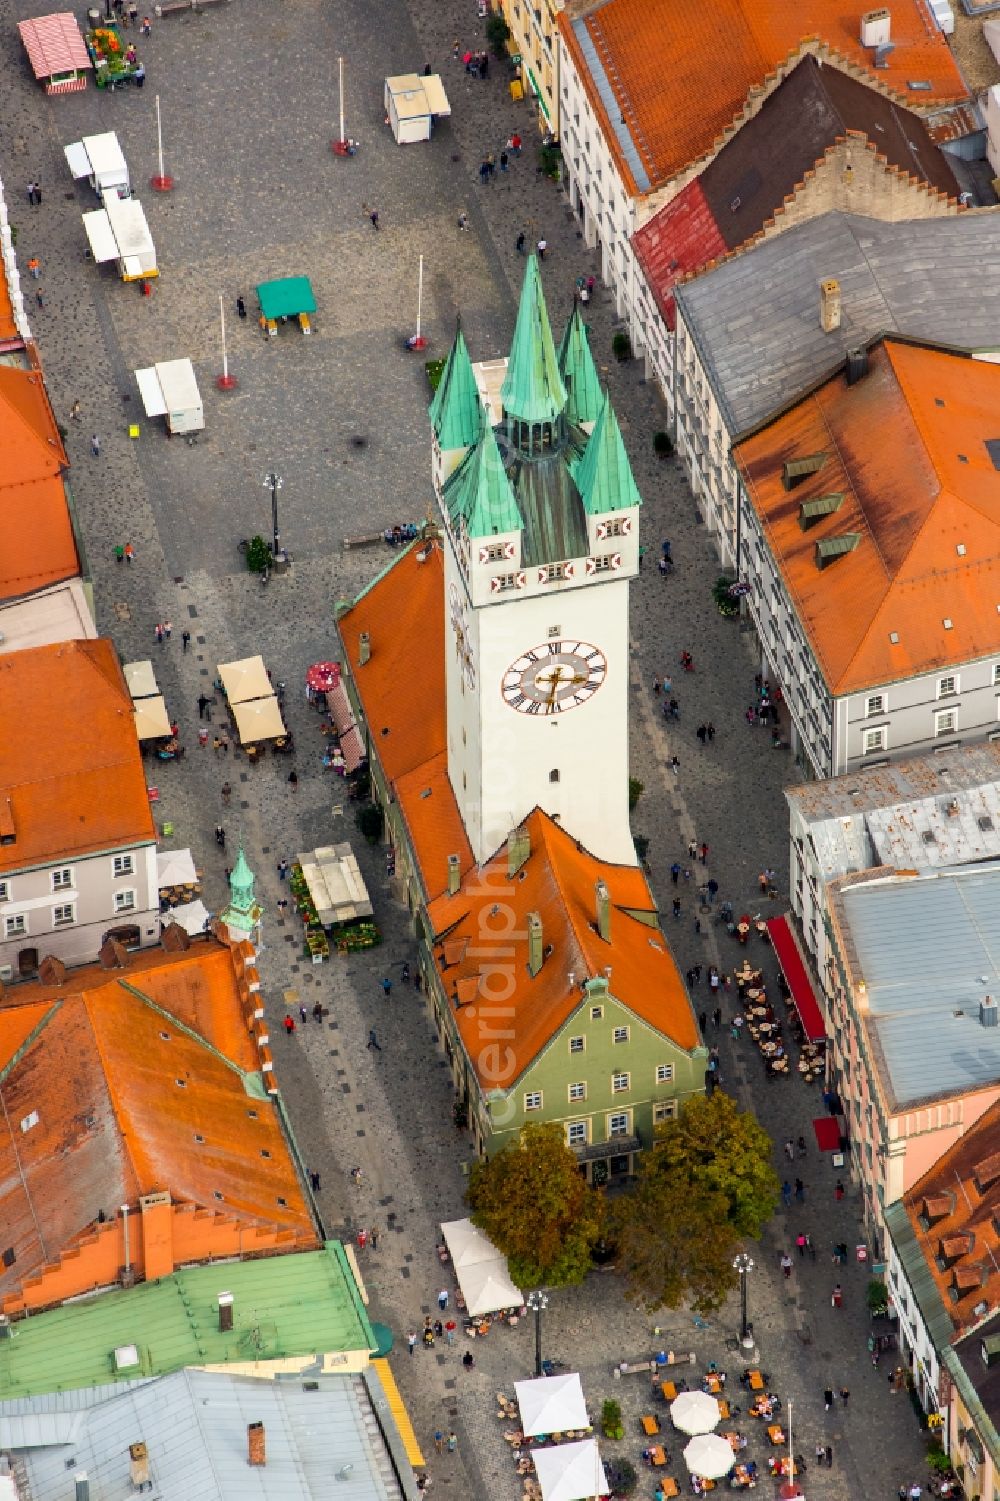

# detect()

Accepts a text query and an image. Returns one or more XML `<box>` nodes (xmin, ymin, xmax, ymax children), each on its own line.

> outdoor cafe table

<box><xmin>767</xmin><ymin>1425</ymin><xmax>786</xmax><ymax>1446</ymax></box>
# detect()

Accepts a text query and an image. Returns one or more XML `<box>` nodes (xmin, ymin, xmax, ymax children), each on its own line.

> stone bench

<box><xmin>154</xmin><ymin>1</ymin><xmax>192</xmax><ymax>15</ymax></box>
<box><xmin>342</xmin><ymin>533</ymin><xmax>385</xmax><ymax>551</ymax></box>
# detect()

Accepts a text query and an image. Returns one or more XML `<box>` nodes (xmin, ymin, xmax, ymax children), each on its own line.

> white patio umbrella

<box><xmin>533</xmin><ymin>1438</ymin><xmax>608</xmax><ymax>1501</ymax></box>
<box><xmin>683</xmin><ymin>1433</ymin><xmax>736</xmax><ymax>1481</ymax></box>
<box><xmin>670</xmin><ymin>1390</ymin><xmax>721</xmax><ymax>1435</ymax></box>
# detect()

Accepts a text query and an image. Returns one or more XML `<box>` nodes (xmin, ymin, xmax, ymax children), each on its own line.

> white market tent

<box><xmin>65</xmin><ymin>131</ymin><xmax>129</xmax><ymax>196</ymax></box>
<box><xmin>123</xmin><ymin>658</ymin><xmax>158</xmax><ymax>699</ymax></box>
<box><xmin>297</xmin><ymin>845</ymin><xmax>373</xmax><ymax>925</ymax></box>
<box><xmin>157</xmin><ymin>848</ymin><xmax>198</xmax><ymax>888</ymax></box>
<box><xmin>533</xmin><ymin>1439</ymin><xmax>608</xmax><ymax>1501</ymax></box>
<box><xmin>83</xmin><ymin>192</ymin><xmax>156</xmax><ymax>280</ymax></box>
<box><xmin>232</xmin><ymin>695</ymin><xmax>286</xmax><ymax>744</ymax></box>
<box><xmin>133</xmin><ymin>694</ymin><xmax>171</xmax><ymax>740</ymax></box>
<box><xmin>515</xmin><ymin>1374</ymin><xmax>588</xmax><ymax>1438</ymax></box>
<box><xmin>135</xmin><ymin>358</ymin><xmax>204</xmax><ymax>435</ymax></box>
<box><xmin>217</xmin><ymin>654</ymin><xmax>272</xmax><ymax>705</ymax></box>
<box><xmin>384</xmin><ymin>73</ymin><xmax>451</xmax><ymax>143</ymax></box>
<box><xmin>461</xmin><ymin>1260</ymin><xmax>523</xmax><ymax>1319</ymax></box>
<box><xmin>163</xmin><ymin>898</ymin><xmax>210</xmax><ymax>936</ymax></box>
<box><xmin>441</xmin><ymin>1217</ymin><xmax>505</xmax><ymax>1271</ymax></box>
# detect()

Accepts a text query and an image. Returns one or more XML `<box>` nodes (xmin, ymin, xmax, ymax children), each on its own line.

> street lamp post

<box><xmin>263</xmin><ymin>471</ymin><xmax>283</xmax><ymax>563</ymax></box>
<box><xmin>733</xmin><ymin>1253</ymin><xmax>754</xmax><ymax>1349</ymax></box>
<box><xmin>526</xmin><ymin>1290</ymin><xmax>549</xmax><ymax>1377</ymax></box>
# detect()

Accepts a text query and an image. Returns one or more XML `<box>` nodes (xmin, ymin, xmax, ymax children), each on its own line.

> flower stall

<box><xmin>85</xmin><ymin>22</ymin><xmax>140</xmax><ymax>88</ymax></box>
<box><xmin>291</xmin><ymin>844</ymin><xmax>378</xmax><ymax>961</ymax></box>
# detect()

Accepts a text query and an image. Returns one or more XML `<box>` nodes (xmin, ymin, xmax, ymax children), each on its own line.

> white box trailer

<box><xmin>83</xmin><ymin>190</ymin><xmax>157</xmax><ymax>280</ymax></box>
<box><xmin>65</xmin><ymin>131</ymin><xmax>129</xmax><ymax>197</ymax></box>
<box><xmin>384</xmin><ymin>73</ymin><xmax>451</xmax><ymax>144</ymax></box>
<box><xmin>135</xmin><ymin>358</ymin><xmax>203</xmax><ymax>435</ymax></box>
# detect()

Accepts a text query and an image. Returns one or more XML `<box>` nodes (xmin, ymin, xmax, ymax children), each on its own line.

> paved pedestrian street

<box><xmin>0</xmin><ymin>0</ymin><xmax>930</xmax><ymax>1493</ymax></box>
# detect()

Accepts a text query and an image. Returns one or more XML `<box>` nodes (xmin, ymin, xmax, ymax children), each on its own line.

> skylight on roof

<box><xmin>889</xmin><ymin>631</ymin><xmax>900</xmax><ymax>644</ymax></box>
<box><xmin>782</xmin><ymin>453</ymin><xmax>826</xmax><ymax>490</ymax></box>
<box><xmin>907</xmin><ymin>80</ymin><xmax>932</xmax><ymax>90</ymax></box>
<box><xmin>985</xmin><ymin>438</ymin><xmax>1000</xmax><ymax>471</ymax></box>
<box><xmin>815</xmin><ymin>533</ymin><xmax>861</xmax><ymax>569</ymax></box>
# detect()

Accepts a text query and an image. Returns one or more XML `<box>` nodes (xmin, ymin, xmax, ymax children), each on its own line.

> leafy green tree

<box><xmin>611</xmin><ymin>1093</ymin><xmax>778</xmax><ymax>1313</ymax></box>
<box><xmin>467</xmin><ymin>1122</ymin><xmax>604</xmax><ymax>1287</ymax></box>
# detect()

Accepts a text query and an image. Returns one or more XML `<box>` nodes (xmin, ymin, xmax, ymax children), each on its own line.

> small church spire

<box><xmin>557</xmin><ymin>304</ymin><xmax>602</xmax><ymax>430</ymax></box>
<box><xmin>429</xmin><ymin>321</ymin><xmax>482</xmax><ymax>451</ymax></box>
<box><xmin>443</xmin><ymin>415</ymin><xmax>523</xmax><ymax>537</ymax></box>
<box><xmin>574</xmin><ymin>390</ymin><xmax>643</xmax><ymax>516</ymax></box>
<box><xmin>500</xmin><ymin>254</ymin><xmax>567</xmax><ymax>427</ymax></box>
<box><xmin>219</xmin><ymin>845</ymin><xmax>263</xmax><ymax>944</ymax></box>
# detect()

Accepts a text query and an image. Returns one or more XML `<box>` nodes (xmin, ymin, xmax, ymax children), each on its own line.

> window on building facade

<box><xmin>524</xmin><ymin>1091</ymin><xmax>543</xmax><ymax>1111</ymax></box>
<box><xmin>114</xmin><ymin>890</ymin><xmax>137</xmax><ymax>913</ymax></box>
<box><xmin>113</xmin><ymin>854</ymin><xmax>134</xmax><ymax>878</ymax></box>
<box><xmin>566</xmin><ymin>1120</ymin><xmax>588</xmax><ymax>1146</ymax></box>
<box><xmin>863</xmin><ymin>727</ymin><xmax>887</xmax><ymax>755</ymax></box>
<box><xmin>993</xmin><ymin>663</ymin><xmax>1000</xmax><ymax>686</ymax></box>
<box><xmin>568</xmin><ymin>1082</ymin><xmax>587</xmax><ymax>1102</ymax></box>
<box><xmin>613</xmin><ymin>1026</ymin><xmax>629</xmax><ymax>1044</ymax></box>
<box><xmin>656</xmin><ymin>1064</ymin><xmax>674</xmax><ymax>1083</ymax></box>
<box><xmin>590</xmin><ymin>1005</ymin><xmax>603</xmax><ymax>1021</ymax></box>
<box><xmin>608</xmin><ymin>1111</ymin><xmax>631</xmax><ymax>1137</ymax></box>
<box><xmin>51</xmin><ymin>867</ymin><xmax>73</xmax><ymax>891</ymax></box>
<box><xmin>0</xmin><ymin>881</ymin><xmax>8</xmax><ymax>903</ymax></box>
<box><xmin>4</xmin><ymin>914</ymin><xmax>26</xmax><ymax>939</ymax></box>
<box><xmin>52</xmin><ymin>904</ymin><xmax>75</xmax><ymax>927</ymax></box>
<box><xmin>938</xmin><ymin>674</ymin><xmax>959</xmax><ymax>698</ymax></box>
<box><xmin>569</xmin><ymin>1035</ymin><xmax>585</xmax><ymax>1053</ymax></box>
<box><xmin>653</xmin><ymin>1100</ymin><xmax>678</xmax><ymax>1123</ymax></box>
<box><xmin>612</xmin><ymin>1071</ymin><xmax>630</xmax><ymax>1093</ymax></box>
<box><xmin>865</xmin><ymin>694</ymin><xmax>885</xmax><ymax>718</ymax></box>
<box><xmin>935</xmin><ymin>708</ymin><xmax>958</xmax><ymax>738</ymax></box>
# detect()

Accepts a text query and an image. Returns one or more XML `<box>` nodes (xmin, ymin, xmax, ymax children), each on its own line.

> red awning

<box><xmin>18</xmin><ymin>13</ymin><xmax>91</xmax><ymax>80</ymax></box>
<box><xmin>812</xmin><ymin>1116</ymin><xmax>841</xmax><ymax>1152</ymax></box>
<box><xmin>766</xmin><ymin>914</ymin><xmax>826</xmax><ymax>1041</ymax></box>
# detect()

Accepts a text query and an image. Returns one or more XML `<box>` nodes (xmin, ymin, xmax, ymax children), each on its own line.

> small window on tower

<box><xmin>549</xmin><ymin>769</ymin><xmax>560</xmax><ymax>782</ymax></box>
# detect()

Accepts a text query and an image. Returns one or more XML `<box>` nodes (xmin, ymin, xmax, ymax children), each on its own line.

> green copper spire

<box><xmin>443</xmin><ymin>417</ymin><xmax>523</xmax><ymax>538</ymax></box>
<box><xmin>429</xmin><ymin>323</ymin><xmax>482</xmax><ymax>450</ymax></box>
<box><xmin>219</xmin><ymin>845</ymin><xmax>263</xmax><ymax>940</ymax></box>
<box><xmin>500</xmin><ymin>255</ymin><xmax>567</xmax><ymax>426</ymax></box>
<box><xmin>557</xmin><ymin>305</ymin><xmax>602</xmax><ymax>429</ymax></box>
<box><xmin>574</xmin><ymin>390</ymin><xmax>643</xmax><ymax>516</ymax></box>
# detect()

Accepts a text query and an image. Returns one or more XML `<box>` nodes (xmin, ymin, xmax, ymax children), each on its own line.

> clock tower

<box><xmin>429</xmin><ymin>259</ymin><xmax>642</xmax><ymax>867</ymax></box>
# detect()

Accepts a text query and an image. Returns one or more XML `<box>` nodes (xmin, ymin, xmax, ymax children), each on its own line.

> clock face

<box><xmin>502</xmin><ymin>640</ymin><xmax>607</xmax><ymax>714</ymax></box>
<box><xmin>448</xmin><ymin>582</ymin><xmax>476</xmax><ymax>689</ymax></box>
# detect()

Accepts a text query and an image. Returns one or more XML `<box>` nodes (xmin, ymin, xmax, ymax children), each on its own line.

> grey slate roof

<box><xmin>3</xmin><ymin>1370</ymin><xmax>402</xmax><ymax>1501</ymax></box>
<box><xmin>837</xmin><ymin>866</ymin><xmax>1000</xmax><ymax>1109</ymax></box>
<box><xmin>786</xmin><ymin>744</ymin><xmax>1000</xmax><ymax>884</ymax></box>
<box><xmin>674</xmin><ymin>211</ymin><xmax>1000</xmax><ymax>436</ymax></box>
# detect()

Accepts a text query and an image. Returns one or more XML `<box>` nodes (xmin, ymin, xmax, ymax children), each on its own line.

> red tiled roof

<box><xmin>560</xmin><ymin>1</ymin><xmax>968</xmax><ymax>197</ymax></box>
<box><xmin>633</xmin><ymin>179</ymin><xmax>727</xmax><ymax>329</ymax></box>
<box><xmin>394</xmin><ymin>751</ymin><xmax>475</xmax><ymax>902</ymax></box>
<box><xmin>0</xmin><ymin>366</ymin><xmax>77</xmax><ymax>603</ymax></box>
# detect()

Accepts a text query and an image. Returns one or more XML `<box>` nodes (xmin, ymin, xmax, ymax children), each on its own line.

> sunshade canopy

<box><xmin>157</xmin><ymin>847</ymin><xmax>197</xmax><ymax>888</ymax></box>
<box><xmin>133</xmin><ymin>694</ymin><xmax>172</xmax><ymax>740</ymax></box>
<box><xmin>217</xmin><ymin>654</ymin><xmax>272</xmax><ymax>705</ymax></box>
<box><xmin>670</xmin><ymin>1390</ymin><xmax>720</xmax><ymax>1435</ymax></box>
<box><xmin>683</xmin><ymin>1434</ymin><xmax>736</xmax><ymax>1481</ymax></box>
<box><xmin>515</xmin><ymin>1374</ymin><xmax>588</xmax><ymax>1437</ymax></box>
<box><xmin>19</xmin><ymin>13</ymin><xmax>91</xmax><ymax>79</ymax></box>
<box><xmin>767</xmin><ymin>915</ymin><xmax>826</xmax><ymax>1040</ymax></box>
<box><xmin>533</xmin><ymin>1439</ymin><xmax>609</xmax><ymax>1501</ymax></box>
<box><xmin>440</xmin><ymin>1217</ymin><xmax>505</xmax><ymax>1270</ymax></box>
<box><xmin>459</xmin><ymin>1259</ymin><xmax>523</xmax><ymax>1318</ymax></box>
<box><xmin>66</xmin><ymin>131</ymin><xmax>126</xmax><ymax>182</ymax></box>
<box><xmin>297</xmin><ymin>844</ymin><xmax>373</xmax><ymax>925</ymax></box>
<box><xmin>232</xmin><ymin>695</ymin><xmax>286</xmax><ymax>744</ymax></box>
<box><xmin>256</xmin><ymin>277</ymin><xmax>316</xmax><ymax>320</ymax></box>
<box><xmin>306</xmin><ymin>661</ymin><xmax>341</xmax><ymax>693</ymax></box>
<box><xmin>163</xmin><ymin>898</ymin><xmax>210</xmax><ymax>936</ymax></box>
<box><xmin>135</xmin><ymin>359</ymin><xmax>201</xmax><ymax>420</ymax></box>
<box><xmin>123</xmin><ymin>659</ymin><xmax>157</xmax><ymax>699</ymax></box>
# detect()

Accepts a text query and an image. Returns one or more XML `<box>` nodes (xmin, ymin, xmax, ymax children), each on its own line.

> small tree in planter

<box><xmin>245</xmin><ymin>534</ymin><xmax>272</xmax><ymax>574</ymax></box>
<box><xmin>485</xmin><ymin>13</ymin><xmax>510</xmax><ymax>56</ymax></box>
<box><xmin>712</xmin><ymin>575</ymin><xmax>740</xmax><ymax>618</ymax></box>
<box><xmin>601</xmin><ymin>1398</ymin><xmax>625</xmax><ymax>1441</ymax></box>
<box><xmin>653</xmin><ymin>430</ymin><xmax>673</xmax><ymax>458</ymax></box>
<box><xmin>628</xmin><ymin>777</ymin><xmax>644</xmax><ymax>811</ymax></box>
<box><xmin>605</xmin><ymin>1457</ymin><xmax>638</xmax><ymax>1497</ymax></box>
<box><xmin>866</xmin><ymin>1278</ymin><xmax>889</xmax><ymax>1317</ymax></box>
<box><xmin>612</xmin><ymin>331</ymin><xmax>632</xmax><ymax>363</ymax></box>
<box><xmin>355</xmin><ymin>802</ymin><xmax>384</xmax><ymax>844</ymax></box>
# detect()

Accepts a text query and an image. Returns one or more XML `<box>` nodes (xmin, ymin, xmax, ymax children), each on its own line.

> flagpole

<box><xmin>216</xmin><ymin>292</ymin><xmax>238</xmax><ymax>390</ymax></box>
<box><xmin>150</xmin><ymin>94</ymin><xmax>174</xmax><ymax>191</ymax></box>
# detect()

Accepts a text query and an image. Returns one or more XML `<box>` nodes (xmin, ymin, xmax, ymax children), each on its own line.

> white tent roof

<box><xmin>135</xmin><ymin>359</ymin><xmax>201</xmax><ymax>418</ymax></box>
<box><xmin>515</xmin><ymin>1374</ymin><xmax>588</xmax><ymax>1437</ymax></box>
<box><xmin>297</xmin><ymin>845</ymin><xmax>373</xmax><ymax>925</ymax></box>
<box><xmin>217</xmin><ymin>654</ymin><xmax>272</xmax><ymax>705</ymax></box>
<box><xmin>232</xmin><ymin>694</ymin><xmax>286</xmax><ymax>744</ymax></box>
<box><xmin>441</xmin><ymin>1218</ymin><xmax>505</xmax><ymax>1271</ymax></box>
<box><xmin>82</xmin><ymin>207</ymin><xmax>119</xmax><ymax>263</ymax></box>
<box><xmin>459</xmin><ymin>1259</ymin><xmax>522</xmax><ymax>1318</ymax></box>
<box><xmin>157</xmin><ymin>848</ymin><xmax>197</xmax><ymax>888</ymax></box>
<box><xmin>533</xmin><ymin>1439</ymin><xmax>608</xmax><ymax>1501</ymax></box>
<box><xmin>66</xmin><ymin>131</ymin><xmax>126</xmax><ymax>182</ymax></box>
<box><xmin>133</xmin><ymin>694</ymin><xmax>172</xmax><ymax>740</ymax></box>
<box><xmin>123</xmin><ymin>659</ymin><xmax>158</xmax><ymax>699</ymax></box>
<box><xmin>163</xmin><ymin>899</ymin><xmax>210</xmax><ymax>936</ymax></box>
<box><xmin>683</xmin><ymin>1434</ymin><xmax>736</xmax><ymax>1481</ymax></box>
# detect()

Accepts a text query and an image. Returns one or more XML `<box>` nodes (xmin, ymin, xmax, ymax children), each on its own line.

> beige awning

<box><xmin>297</xmin><ymin>843</ymin><xmax>373</xmax><ymax>925</ymax></box>
<box><xmin>232</xmin><ymin>694</ymin><xmax>286</xmax><ymax>743</ymax></box>
<box><xmin>217</xmin><ymin>654</ymin><xmax>272</xmax><ymax>705</ymax></box>
<box><xmin>124</xmin><ymin>659</ymin><xmax>158</xmax><ymax>699</ymax></box>
<box><xmin>421</xmin><ymin>74</ymin><xmax>450</xmax><ymax>115</ymax></box>
<box><xmin>133</xmin><ymin>694</ymin><xmax>172</xmax><ymax>740</ymax></box>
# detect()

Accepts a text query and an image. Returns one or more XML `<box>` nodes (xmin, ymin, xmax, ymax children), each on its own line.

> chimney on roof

<box><xmin>358</xmin><ymin>632</ymin><xmax>371</xmax><ymax>666</ymax></box>
<box><xmin>819</xmin><ymin>278</ymin><xmax>841</xmax><ymax>334</ymax></box>
<box><xmin>846</xmin><ymin>347</ymin><xmax>869</xmax><ymax>385</ymax></box>
<box><xmin>248</xmin><ymin>1422</ymin><xmax>266</xmax><ymax>1468</ymax></box>
<box><xmin>508</xmin><ymin>824</ymin><xmax>531</xmax><ymax>877</ymax></box>
<box><xmin>447</xmin><ymin>854</ymin><xmax>462</xmax><ymax>896</ymax></box>
<box><xmin>128</xmin><ymin>1443</ymin><xmax>149</xmax><ymax>1490</ymax></box>
<box><xmin>595</xmin><ymin>880</ymin><xmax>611</xmax><ymax>943</ymax></box>
<box><xmin>0</xmin><ymin>797</ymin><xmax>15</xmax><ymax>846</ymax></box>
<box><xmin>218</xmin><ymin>1291</ymin><xmax>234</xmax><ymax>1331</ymax></box>
<box><xmin>527</xmin><ymin>912</ymin><xmax>543</xmax><ymax>977</ymax></box>
<box><xmin>860</xmin><ymin>7</ymin><xmax>891</xmax><ymax>47</ymax></box>
<box><xmin>980</xmin><ymin>996</ymin><xmax>998</xmax><ymax>1028</ymax></box>
<box><xmin>75</xmin><ymin>1475</ymin><xmax>90</xmax><ymax>1501</ymax></box>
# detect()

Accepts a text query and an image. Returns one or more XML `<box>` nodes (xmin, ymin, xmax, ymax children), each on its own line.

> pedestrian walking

<box><xmin>699</xmin><ymin>842</ymin><xmax>709</xmax><ymax>863</ymax></box>
<box><xmin>309</xmin><ymin>1169</ymin><xmax>321</xmax><ymax>1191</ymax></box>
<box><xmin>457</xmin><ymin>212</ymin><xmax>469</xmax><ymax>230</ymax></box>
<box><xmin>70</xmin><ymin>400</ymin><xmax>82</xmax><ymax>422</ymax></box>
<box><xmin>784</xmin><ymin>1138</ymin><xmax>795</xmax><ymax>1160</ymax></box>
<box><xmin>181</xmin><ymin>629</ymin><xmax>191</xmax><ymax>652</ymax></box>
<box><xmin>823</xmin><ymin>1387</ymin><xmax>834</xmax><ymax>1411</ymax></box>
<box><xmin>350</xmin><ymin>1166</ymin><xmax>363</xmax><ymax>1187</ymax></box>
<box><xmin>696</xmin><ymin>723</ymin><xmax>707</xmax><ymax>744</ymax></box>
<box><xmin>462</xmin><ymin>1350</ymin><xmax>475</xmax><ymax>1370</ymax></box>
<box><xmin>438</xmin><ymin>1288</ymin><xmax>449</xmax><ymax>1310</ymax></box>
<box><xmin>831</xmin><ymin>1283</ymin><xmax>843</xmax><ymax>1308</ymax></box>
<box><xmin>381</xmin><ymin>977</ymin><xmax>392</xmax><ymax>998</ymax></box>
<box><xmin>537</xmin><ymin>238</ymin><xmax>548</xmax><ymax>259</ymax></box>
<box><xmin>670</xmin><ymin>755</ymin><xmax>680</xmax><ymax>774</ymax></box>
<box><xmin>163</xmin><ymin>621</ymin><xmax>172</xmax><ymax>640</ymax></box>
<box><xmin>357</xmin><ymin>1227</ymin><xmax>367</xmax><ymax>1250</ymax></box>
<box><xmin>834</xmin><ymin>1178</ymin><xmax>845</xmax><ymax>1201</ymax></box>
<box><xmin>299</xmin><ymin>1003</ymin><xmax>307</xmax><ymax>1025</ymax></box>
<box><xmin>215</xmin><ymin>826</ymin><xmax>226</xmax><ymax>849</ymax></box>
<box><xmin>516</xmin><ymin>231</ymin><xmax>526</xmax><ymax>254</ymax></box>
<box><xmin>698</xmin><ymin>1011</ymin><xmax>707</xmax><ymax>1033</ymax></box>
<box><xmin>670</xmin><ymin>861</ymin><xmax>681</xmax><ymax>884</ymax></box>
<box><xmin>26</xmin><ymin>182</ymin><xmax>35</xmax><ymax>205</ymax></box>
<box><xmin>806</xmin><ymin>1234</ymin><xmax>815</xmax><ymax>1260</ymax></box>
<box><xmin>277</xmin><ymin>859</ymin><xmax>289</xmax><ymax>880</ymax></box>
<box><xmin>434</xmin><ymin>1433</ymin><xmax>444</xmax><ymax>1455</ymax></box>
<box><xmin>141</xmin><ymin>14</ymin><xmax>151</xmax><ymax>34</ymax></box>
<box><xmin>91</xmin><ymin>434</ymin><xmax>101</xmax><ymax>457</ymax></box>
<box><xmin>367</xmin><ymin>1027</ymin><xmax>382</xmax><ymax>1051</ymax></box>
<box><xmin>27</xmin><ymin>257</ymin><xmax>40</xmax><ymax>279</ymax></box>
<box><xmin>794</xmin><ymin>1178</ymin><xmax>805</xmax><ymax>1203</ymax></box>
<box><xmin>706</xmin><ymin>722</ymin><xmax>716</xmax><ymax>740</ymax></box>
<box><xmin>283</xmin><ymin>1015</ymin><xmax>295</xmax><ymax>1035</ymax></box>
<box><xmin>707</xmin><ymin>878</ymin><xmax>719</xmax><ymax>902</ymax></box>
<box><xmin>370</xmin><ymin>1224</ymin><xmax>380</xmax><ymax>1249</ymax></box>
<box><xmin>198</xmin><ymin>693</ymin><xmax>210</xmax><ymax>719</ymax></box>
<box><xmin>35</xmin><ymin>289</ymin><xmax>44</xmax><ymax>310</ymax></box>
<box><xmin>370</xmin><ymin>208</ymin><xmax>380</xmax><ymax>230</ymax></box>
<box><xmin>780</xmin><ymin>1253</ymin><xmax>792</xmax><ymax>1278</ymax></box>
<box><xmin>408</xmin><ymin>1331</ymin><xmax>417</xmax><ymax>1355</ymax></box>
<box><xmin>796</xmin><ymin>1232</ymin><xmax>806</xmax><ymax>1256</ymax></box>
<box><xmin>312</xmin><ymin>1000</ymin><xmax>323</xmax><ymax>1022</ymax></box>
<box><xmin>500</xmin><ymin>150</ymin><xmax>508</xmax><ymax>171</ymax></box>
<box><xmin>781</xmin><ymin>1181</ymin><xmax>791</xmax><ymax>1207</ymax></box>
<box><xmin>115</xmin><ymin>544</ymin><xmax>125</xmax><ymax>564</ymax></box>
<box><xmin>825</xmin><ymin>1446</ymin><xmax>833</xmax><ymax>1468</ymax></box>
<box><xmin>712</xmin><ymin>1007</ymin><xmax>721</xmax><ymax>1028</ymax></box>
<box><xmin>236</xmin><ymin>294</ymin><xmax>247</xmax><ymax>319</ymax></box>
<box><xmin>814</xmin><ymin>1443</ymin><xmax>825</xmax><ymax>1467</ymax></box>
<box><xmin>447</xmin><ymin>1432</ymin><xmax>457</xmax><ymax>1453</ymax></box>
<box><xmin>125</xmin><ymin>542</ymin><xmax>135</xmax><ymax>563</ymax></box>
<box><xmin>839</xmin><ymin>1387</ymin><xmax>849</xmax><ymax>1404</ymax></box>
<box><xmin>673</xmin><ymin>898</ymin><xmax>682</xmax><ymax>919</ymax></box>
<box><xmin>288</xmin><ymin>770</ymin><xmax>299</xmax><ymax>790</ymax></box>
<box><xmin>797</xmin><ymin>1134</ymin><xmax>807</xmax><ymax>1157</ymax></box>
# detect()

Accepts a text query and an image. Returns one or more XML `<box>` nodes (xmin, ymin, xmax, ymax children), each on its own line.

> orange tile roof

<box><xmin>0</xmin><ymin>940</ymin><xmax>316</xmax><ymax>1306</ymax></box>
<box><xmin>0</xmin><ymin>366</ymin><xmax>77</xmax><ymax>603</ymax></box>
<box><xmin>427</xmin><ymin>808</ymin><xmax>698</xmax><ymax>1088</ymax></box>
<box><xmin>734</xmin><ymin>340</ymin><xmax>1000</xmax><ymax>695</ymax></box>
<box><xmin>0</xmin><ymin>639</ymin><xmax>155</xmax><ymax>872</ymax></box>
<box><xmin>895</xmin><ymin>1098</ymin><xmax>1000</xmax><ymax>1339</ymax></box>
<box><xmin>339</xmin><ymin>541</ymin><xmax>446</xmax><ymax>784</ymax></box>
<box><xmin>560</xmin><ymin>0</ymin><xmax>967</xmax><ymax>197</ymax></box>
<box><xmin>394</xmin><ymin>750</ymin><xmax>475</xmax><ymax>901</ymax></box>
